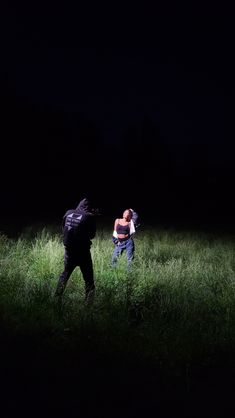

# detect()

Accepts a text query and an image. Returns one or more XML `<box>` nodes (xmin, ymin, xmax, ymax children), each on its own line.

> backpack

<box><xmin>65</xmin><ymin>212</ymin><xmax>83</xmax><ymax>230</ymax></box>
<box><xmin>63</xmin><ymin>212</ymin><xmax>84</xmax><ymax>246</ymax></box>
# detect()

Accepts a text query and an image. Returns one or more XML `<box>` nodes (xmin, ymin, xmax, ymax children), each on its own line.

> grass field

<box><xmin>1</xmin><ymin>223</ymin><xmax>235</xmax><ymax>367</ymax></box>
<box><xmin>1</xmin><ymin>222</ymin><xmax>235</xmax><ymax>417</ymax></box>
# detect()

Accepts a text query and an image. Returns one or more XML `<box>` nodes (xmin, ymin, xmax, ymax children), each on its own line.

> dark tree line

<box><xmin>1</xmin><ymin>89</ymin><xmax>234</xmax><ymax>226</ymax></box>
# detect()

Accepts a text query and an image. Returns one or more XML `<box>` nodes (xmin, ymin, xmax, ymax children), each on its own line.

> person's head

<box><xmin>123</xmin><ymin>209</ymin><xmax>133</xmax><ymax>222</ymax></box>
<box><xmin>77</xmin><ymin>197</ymin><xmax>98</xmax><ymax>214</ymax></box>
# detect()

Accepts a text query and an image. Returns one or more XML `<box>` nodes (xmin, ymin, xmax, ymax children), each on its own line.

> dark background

<box><xmin>1</xmin><ymin>4</ymin><xmax>235</xmax><ymax>417</ymax></box>
<box><xmin>1</xmin><ymin>3</ymin><xmax>234</xmax><ymax>232</ymax></box>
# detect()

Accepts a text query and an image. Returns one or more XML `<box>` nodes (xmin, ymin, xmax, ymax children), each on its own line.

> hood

<box><xmin>76</xmin><ymin>198</ymin><xmax>94</xmax><ymax>213</ymax></box>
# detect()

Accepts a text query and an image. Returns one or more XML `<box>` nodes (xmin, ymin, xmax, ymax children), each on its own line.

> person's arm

<box><xmin>113</xmin><ymin>219</ymin><xmax>119</xmax><ymax>237</ymax></box>
<box><xmin>130</xmin><ymin>209</ymin><xmax>139</xmax><ymax>228</ymax></box>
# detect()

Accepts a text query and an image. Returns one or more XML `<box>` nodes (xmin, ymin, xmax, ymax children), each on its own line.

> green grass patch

<box><xmin>0</xmin><ymin>224</ymin><xmax>235</xmax><ymax>375</ymax></box>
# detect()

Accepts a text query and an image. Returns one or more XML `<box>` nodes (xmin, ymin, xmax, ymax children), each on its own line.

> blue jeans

<box><xmin>112</xmin><ymin>237</ymin><xmax>135</xmax><ymax>269</ymax></box>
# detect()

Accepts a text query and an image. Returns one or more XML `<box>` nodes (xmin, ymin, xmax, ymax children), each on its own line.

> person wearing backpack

<box><xmin>111</xmin><ymin>208</ymin><xmax>139</xmax><ymax>270</ymax></box>
<box><xmin>55</xmin><ymin>197</ymin><xmax>97</xmax><ymax>303</ymax></box>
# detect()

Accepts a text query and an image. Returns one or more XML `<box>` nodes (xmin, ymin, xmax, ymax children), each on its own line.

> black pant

<box><xmin>55</xmin><ymin>246</ymin><xmax>95</xmax><ymax>296</ymax></box>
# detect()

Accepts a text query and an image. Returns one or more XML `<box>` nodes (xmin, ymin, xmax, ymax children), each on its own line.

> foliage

<box><xmin>0</xmin><ymin>225</ymin><xmax>235</xmax><ymax>375</ymax></box>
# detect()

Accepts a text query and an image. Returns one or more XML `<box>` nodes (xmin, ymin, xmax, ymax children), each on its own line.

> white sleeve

<box><xmin>130</xmin><ymin>220</ymin><xmax>136</xmax><ymax>235</ymax></box>
<box><xmin>113</xmin><ymin>230</ymin><xmax>118</xmax><ymax>238</ymax></box>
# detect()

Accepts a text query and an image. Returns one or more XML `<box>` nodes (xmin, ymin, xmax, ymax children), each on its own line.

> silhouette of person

<box><xmin>112</xmin><ymin>208</ymin><xmax>138</xmax><ymax>270</ymax></box>
<box><xmin>55</xmin><ymin>197</ymin><xmax>97</xmax><ymax>303</ymax></box>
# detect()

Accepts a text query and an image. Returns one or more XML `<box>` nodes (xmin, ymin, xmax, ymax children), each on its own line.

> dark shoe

<box><xmin>54</xmin><ymin>281</ymin><xmax>65</xmax><ymax>297</ymax></box>
<box><xmin>53</xmin><ymin>293</ymin><xmax>63</xmax><ymax>316</ymax></box>
<box><xmin>85</xmin><ymin>288</ymin><xmax>95</xmax><ymax>305</ymax></box>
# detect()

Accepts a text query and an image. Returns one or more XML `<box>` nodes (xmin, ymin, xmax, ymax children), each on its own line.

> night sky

<box><xmin>1</xmin><ymin>3</ymin><xmax>234</xmax><ymax>229</ymax></box>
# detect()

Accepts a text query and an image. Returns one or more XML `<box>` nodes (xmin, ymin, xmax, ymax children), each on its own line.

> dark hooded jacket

<box><xmin>62</xmin><ymin>198</ymin><xmax>97</xmax><ymax>249</ymax></box>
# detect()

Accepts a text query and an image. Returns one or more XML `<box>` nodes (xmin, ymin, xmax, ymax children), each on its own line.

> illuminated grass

<box><xmin>0</xmin><ymin>226</ymin><xmax>235</xmax><ymax>371</ymax></box>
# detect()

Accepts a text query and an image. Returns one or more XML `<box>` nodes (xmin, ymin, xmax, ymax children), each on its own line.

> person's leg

<box><xmin>112</xmin><ymin>243</ymin><xmax>123</xmax><ymax>267</ymax></box>
<box><xmin>79</xmin><ymin>250</ymin><xmax>95</xmax><ymax>302</ymax></box>
<box><xmin>126</xmin><ymin>238</ymin><xmax>135</xmax><ymax>270</ymax></box>
<box><xmin>55</xmin><ymin>248</ymin><xmax>76</xmax><ymax>296</ymax></box>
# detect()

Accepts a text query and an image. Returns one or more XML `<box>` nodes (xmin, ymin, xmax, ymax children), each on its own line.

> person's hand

<box><xmin>112</xmin><ymin>237</ymin><xmax>118</xmax><ymax>245</ymax></box>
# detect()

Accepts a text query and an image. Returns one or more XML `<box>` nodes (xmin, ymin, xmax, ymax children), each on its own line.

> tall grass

<box><xmin>0</xmin><ymin>225</ymin><xmax>235</xmax><ymax>374</ymax></box>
